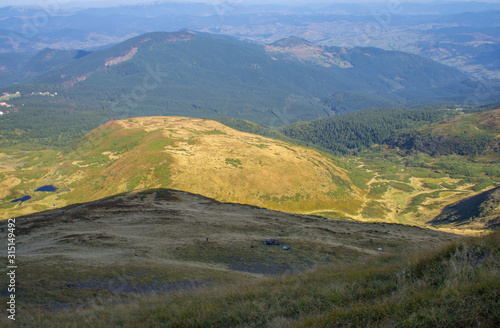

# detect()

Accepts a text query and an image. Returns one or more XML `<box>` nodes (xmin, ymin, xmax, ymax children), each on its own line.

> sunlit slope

<box><xmin>1</xmin><ymin>117</ymin><xmax>364</xmax><ymax>219</ymax></box>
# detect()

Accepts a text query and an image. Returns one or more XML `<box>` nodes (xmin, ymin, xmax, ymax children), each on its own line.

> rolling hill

<box><xmin>0</xmin><ymin>116</ymin><xmax>365</xmax><ymax>220</ymax></box>
<box><xmin>2</xmin><ymin>112</ymin><xmax>499</xmax><ymax>231</ymax></box>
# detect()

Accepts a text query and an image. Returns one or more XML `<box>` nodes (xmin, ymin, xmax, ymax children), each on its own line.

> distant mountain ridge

<box><xmin>0</xmin><ymin>30</ymin><xmax>486</xmax><ymax>147</ymax></box>
<box><xmin>29</xmin><ymin>31</ymin><xmax>468</xmax><ymax>94</ymax></box>
<box><xmin>2</xmin><ymin>3</ymin><xmax>499</xmax><ymax>78</ymax></box>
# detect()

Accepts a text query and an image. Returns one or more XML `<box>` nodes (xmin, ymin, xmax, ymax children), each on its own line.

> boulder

<box><xmin>264</xmin><ymin>238</ymin><xmax>282</xmax><ymax>245</ymax></box>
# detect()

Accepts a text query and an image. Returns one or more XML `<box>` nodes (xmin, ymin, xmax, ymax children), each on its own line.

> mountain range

<box><xmin>1</xmin><ymin>3</ymin><xmax>500</xmax><ymax>326</ymax></box>
<box><xmin>2</xmin><ymin>30</ymin><xmax>495</xmax><ymax>148</ymax></box>
<box><xmin>0</xmin><ymin>29</ymin><xmax>498</xmax><ymax>229</ymax></box>
<box><xmin>1</xmin><ymin>2</ymin><xmax>499</xmax><ymax>80</ymax></box>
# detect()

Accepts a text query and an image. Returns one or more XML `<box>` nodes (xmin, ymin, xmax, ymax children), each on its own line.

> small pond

<box><xmin>10</xmin><ymin>185</ymin><xmax>58</xmax><ymax>205</ymax></box>
<box><xmin>11</xmin><ymin>195</ymin><xmax>31</xmax><ymax>203</ymax></box>
<box><xmin>36</xmin><ymin>185</ymin><xmax>58</xmax><ymax>192</ymax></box>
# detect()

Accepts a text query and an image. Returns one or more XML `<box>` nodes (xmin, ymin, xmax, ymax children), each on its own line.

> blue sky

<box><xmin>3</xmin><ymin>0</ymin><xmax>494</xmax><ymax>8</ymax></box>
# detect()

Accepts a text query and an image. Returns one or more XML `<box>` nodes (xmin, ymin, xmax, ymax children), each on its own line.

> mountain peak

<box><xmin>267</xmin><ymin>37</ymin><xmax>353</xmax><ymax>68</ymax></box>
<box><xmin>271</xmin><ymin>37</ymin><xmax>313</xmax><ymax>48</ymax></box>
<box><xmin>130</xmin><ymin>30</ymin><xmax>204</xmax><ymax>46</ymax></box>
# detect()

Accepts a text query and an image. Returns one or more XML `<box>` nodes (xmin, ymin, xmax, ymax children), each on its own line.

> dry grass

<box><xmin>0</xmin><ymin>188</ymin><xmax>462</xmax><ymax>326</ymax></box>
<box><xmin>5</xmin><ymin>226</ymin><xmax>497</xmax><ymax>327</ymax></box>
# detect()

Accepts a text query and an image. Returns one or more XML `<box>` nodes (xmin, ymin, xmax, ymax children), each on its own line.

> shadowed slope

<box><xmin>429</xmin><ymin>186</ymin><xmax>500</xmax><ymax>229</ymax></box>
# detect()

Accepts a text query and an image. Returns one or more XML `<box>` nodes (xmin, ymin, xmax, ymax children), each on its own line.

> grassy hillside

<box><xmin>0</xmin><ymin>188</ymin><xmax>466</xmax><ymax>327</ymax></box>
<box><xmin>1</xmin><ymin>190</ymin><xmax>497</xmax><ymax>327</ymax></box>
<box><xmin>0</xmin><ymin>116</ymin><xmax>365</xmax><ymax>220</ymax></box>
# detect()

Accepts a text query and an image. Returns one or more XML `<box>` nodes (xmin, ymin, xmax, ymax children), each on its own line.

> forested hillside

<box><xmin>281</xmin><ymin>106</ymin><xmax>500</xmax><ymax>157</ymax></box>
<box><xmin>387</xmin><ymin>108</ymin><xmax>500</xmax><ymax>157</ymax></box>
<box><xmin>281</xmin><ymin>107</ymin><xmax>454</xmax><ymax>155</ymax></box>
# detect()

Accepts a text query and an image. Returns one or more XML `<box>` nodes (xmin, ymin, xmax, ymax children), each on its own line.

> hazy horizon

<box><xmin>2</xmin><ymin>0</ymin><xmax>499</xmax><ymax>9</ymax></box>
